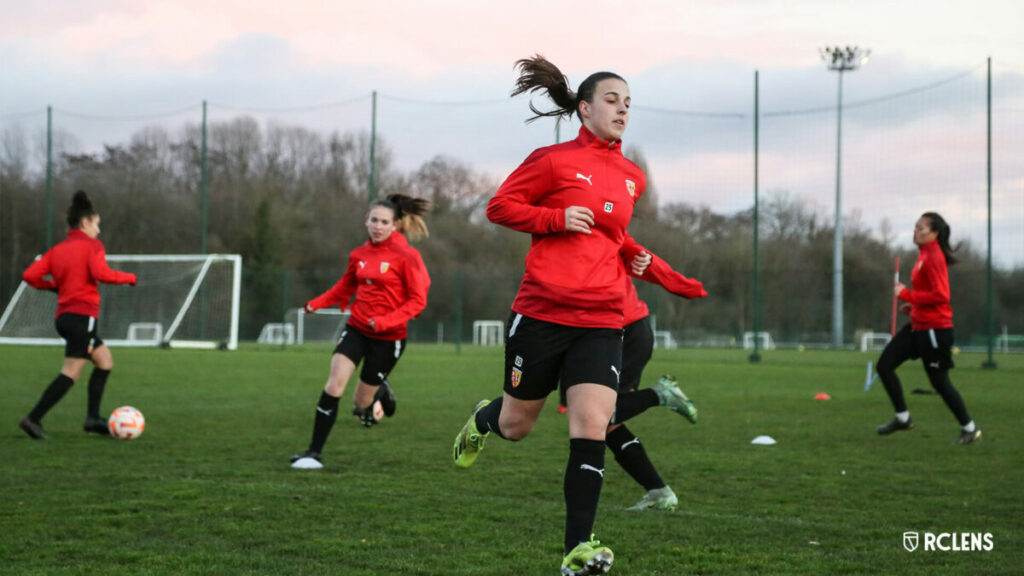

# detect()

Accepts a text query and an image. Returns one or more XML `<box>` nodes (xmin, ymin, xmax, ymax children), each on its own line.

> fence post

<box><xmin>983</xmin><ymin>57</ymin><xmax>997</xmax><ymax>370</ymax></box>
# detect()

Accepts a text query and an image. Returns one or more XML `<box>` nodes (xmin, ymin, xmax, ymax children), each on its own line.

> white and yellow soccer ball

<box><xmin>359</xmin><ymin>400</ymin><xmax>386</xmax><ymax>427</ymax></box>
<box><xmin>108</xmin><ymin>406</ymin><xmax>146</xmax><ymax>440</ymax></box>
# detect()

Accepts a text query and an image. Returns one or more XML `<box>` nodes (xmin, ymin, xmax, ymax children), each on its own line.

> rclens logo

<box><xmin>904</xmin><ymin>532</ymin><xmax>994</xmax><ymax>552</ymax></box>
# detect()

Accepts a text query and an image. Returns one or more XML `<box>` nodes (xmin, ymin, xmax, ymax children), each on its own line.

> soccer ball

<box><xmin>108</xmin><ymin>406</ymin><xmax>145</xmax><ymax>440</ymax></box>
<box><xmin>359</xmin><ymin>400</ymin><xmax>385</xmax><ymax>427</ymax></box>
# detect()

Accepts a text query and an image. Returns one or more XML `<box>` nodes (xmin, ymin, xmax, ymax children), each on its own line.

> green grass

<box><xmin>1</xmin><ymin>344</ymin><xmax>1021</xmax><ymax>575</ymax></box>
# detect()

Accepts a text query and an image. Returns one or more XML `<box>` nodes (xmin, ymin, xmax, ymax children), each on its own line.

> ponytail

<box><xmin>371</xmin><ymin>194</ymin><xmax>432</xmax><ymax>241</ymax></box>
<box><xmin>922</xmin><ymin>212</ymin><xmax>958</xmax><ymax>265</ymax></box>
<box><xmin>67</xmin><ymin>190</ymin><xmax>96</xmax><ymax>229</ymax></box>
<box><xmin>511</xmin><ymin>55</ymin><xmax>625</xmax><ymax>124</ymax></box>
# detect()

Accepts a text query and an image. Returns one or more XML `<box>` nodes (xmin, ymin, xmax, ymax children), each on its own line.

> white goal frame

<box><xmin>291</xmin><ymin>308</ymin><xmax>351</xmax><ymax>345</ymax></box>
<box><xmin>742</xmin><ymin>331</ymin><xmax>775</xmax><ymax>350</ymax></box>
<box><xmin>653</xmin><ymin>330</ymin><xmax>677</xmax><ymax>349</ymax></box>
<box><xmin>258</xmin><ymin>323</ymin><xmax>296</xmax><ymax>345</ymax></box>
<box><xmin>860</xmin><ymin>331</ymin><xmax>892</xmax><ymax>352</ymax></box>
<box><xmin>473</xmin><ymin>320</ymin><xmax>505</xmax><ymax>346</ymax></box>
<box><xmin>0</xmin><ymin>254</ymin><xmax>241</xmax><ymax>350</ymax></box>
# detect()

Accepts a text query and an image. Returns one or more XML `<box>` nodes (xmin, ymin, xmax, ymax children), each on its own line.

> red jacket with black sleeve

<box><xmin>487</xmin><ymin>126</ymin><xmax>645</xmax><ymax>329</ymax></box>
<box><xmin>305</xmin><ymin>232</ymin><xmax>430</xmax><ymax>341</ymax></box>
<box><xmin>22</xmin><ymin>229</ymin><xmax>137</xmax><ymax>318</ymax></box>
<box><xmin>898</xmin><ymin>239</ymin><xmax>954</xmax><ymax>330</ymax></box>
<box><xmin>620</xmin><ymin>234</ymin><xmax>707</xmax><ymax>325</ymax></box>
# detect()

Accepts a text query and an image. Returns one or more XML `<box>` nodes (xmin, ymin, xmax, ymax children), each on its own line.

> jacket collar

<box><xmin>576</xmin><ymin>125</ymin><xmax>622</xmax><ymax>152</ymax></box>
<box><xmin>919</xmin><ymin>238</ymin><xmax>941</xmax><ymax>253</ymax></box>
<box><xmin>68</xmin><ymin>229</ymin><xmax>90</xmax><ymax>240</ymax></box>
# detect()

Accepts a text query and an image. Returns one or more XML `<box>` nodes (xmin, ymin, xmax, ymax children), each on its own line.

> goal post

<box><xmin>0</xmin><ymin>254</ymin><xmax>242</xmax><ymax>350</ymax></box>
<box><xmin>285</xmin><ymin>307</ymin><xmax>350</xmax><ymax>345</ymax></box>
<box><xmin>742</xmin><ymin>331</ymin><xmax>775</xmax><ymax>350</ymax></box>
<box><xmin>860</xmin><ymin>331</ymin><xmax>892</xmax><ymax>352</ymax></box>
<box><xmin>472</xmin><ymin>320</ymin><xmax>505</xmax><ymax>346</ymax></box>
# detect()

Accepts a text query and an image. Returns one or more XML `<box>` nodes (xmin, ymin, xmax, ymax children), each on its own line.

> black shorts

<box><xmin>884</xmin><ymin>323</ymin><xmax>956</xmax><ymax>371</ymax></box>
<box><xmin>55</xmin><ymin>313</ymin><xmax>103</xmax><ymax>359</ymax></box>
<box><xmin>333</xmin><ymin>324</ymin><xmax>406</xmax><ymax>386</ymax></box>
<box><xmin>621</xmin><ymin>317</ymin><xmax>654</xmax><ymax>392</ymax></box>
<box><xmin>503</xmin><ymin>311</ymin><xmax>623</xmax><ymax>401</ymax></box>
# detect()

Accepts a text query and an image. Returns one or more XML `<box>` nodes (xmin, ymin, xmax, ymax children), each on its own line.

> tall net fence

<box><xmin>2</xmin><ymin>61</ymin><xmax>1022</xmax><ymax>351</ymax></box>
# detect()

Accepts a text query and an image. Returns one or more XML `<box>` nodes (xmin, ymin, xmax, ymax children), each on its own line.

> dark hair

<box><xmin>510</xmin><ymin>54</ymin><xmax>625</xmax><ymax>124</ymax></box>
<box><xmin>370</xmin><ymin>194</ymin><xmax>432</xmax><ymax>241</ymax></box>
<box><xmin>921</xmin><ymin>212</ymin><xmax>958</xmax><ymax>265</ymax></box>
<box><xmin>66</xmin><ymin>190</ymin><xmax>97</xmax><ymax>228</ymax></box>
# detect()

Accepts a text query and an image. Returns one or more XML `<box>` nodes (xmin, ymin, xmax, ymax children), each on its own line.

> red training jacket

<box><xmin>22</xmin><ymin>229</ymin><xmax>137</xmax><ymax>318</ymax></box>
<box><xmin>306</xmin><ymin>231</ymin><xmax>430</xmax><ymax>341</ymax></box>
<box><xmin>487</xmin><ymin>126</ymin><xmax>646</xmax><ymax>329</ymax></box>
<box><xmin>898</xmin><ymin>238</ymin><xmax>953</xmax><ymax>330</ymax></box>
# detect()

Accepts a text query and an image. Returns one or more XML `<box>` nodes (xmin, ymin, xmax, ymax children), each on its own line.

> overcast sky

<box><xmin>2</xmin><ymin>0</ymin><xmax>1023</xmax><ymax>265</ymax></box>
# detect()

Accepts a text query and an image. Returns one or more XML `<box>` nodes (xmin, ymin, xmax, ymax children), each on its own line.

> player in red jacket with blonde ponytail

<box><xmin>19</xmin><ymin>190</ymin><xmax>137</xmax><ymax>440</ymax></box>
<box><xmin>289</xmin><ymin>194</ymin><xmax>431</xmax><ymax>470</ymax></box>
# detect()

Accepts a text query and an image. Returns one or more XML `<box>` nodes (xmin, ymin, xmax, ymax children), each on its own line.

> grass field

<box><xmin>2</xmin><ymin>344</ymin><xmax>1021</xmax><ymax>575</ymax></box>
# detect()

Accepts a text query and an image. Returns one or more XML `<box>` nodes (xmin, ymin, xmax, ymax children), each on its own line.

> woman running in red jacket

<box><xmin>451</xmin><ymin>55</ymin><xmax>650</xmax><ymax>576</ymax></box>
<box><xmin>290</xmin><ymin>194</ymin><xmax>431</xmax><ymax>469</ymax></box>
<box><xmin>19</xmin><ymin>191</ymin><xmax>137</xmax><ymax>439</ymax></box>
<box><xmin>876</xmin><ymin>212</ymin><xmax>981</xmax><ymax>445</ymax></box>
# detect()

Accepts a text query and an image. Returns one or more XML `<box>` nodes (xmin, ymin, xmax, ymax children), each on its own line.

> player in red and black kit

<box><xmin>876</xmin><ymin>212</ymin><xmax>981</xmax><ymax>445</ymax></box>
<box><xmin>19</xmin><ymin>191</ymin><xmax>137</xmax><ymax>440</ymax></box>
<box><xmin>290</xmin><ymin>194</ymin><xmax>431</xmax><ymax>469</ymax></box>
<box><xmin>602</xmin><ymin>243</ymin><xmax>707</xmax><ymax>510</ymax></box>
<box><xmin>451</xmin><ymin>55</ymin><xmax>651</xmax><ymax>576</ymax></box>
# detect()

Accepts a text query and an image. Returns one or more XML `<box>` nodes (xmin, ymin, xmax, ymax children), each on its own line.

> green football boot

<box><xmin>652</xmin><ymin>375</ymin><xmax>698</xmax><ymax>424</ymax></box>
<box><xmin>626</xmin><ymin>486</ymin><xmax>678</xmax><ymax>511</ymax></box>
<box><xmin>453</xmin><ymin>399</ymin><xmax>490</xmax><ymax>468</ymax></box>
<box><xmin>561</xmin><ymin>536</ymin><xmax>614</xmax><ymax>575</ymax></box>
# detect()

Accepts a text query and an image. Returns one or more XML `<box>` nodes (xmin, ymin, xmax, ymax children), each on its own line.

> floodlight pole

<box><xmin>750</xmin><ymin>70</ymin><xmax>761</xmax><ymax>363</ymax></box>
<box><xmin>820</xmin><ymin>46</ymin><xmax>869</xmax><ymax>349</ymax></box>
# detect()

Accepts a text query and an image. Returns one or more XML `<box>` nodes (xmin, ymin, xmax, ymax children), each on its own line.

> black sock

<box><xmin>28</xmin><ymin>374</ymin><xmax>75</xmax><ymax>422</ymax></box>
<box><xmin>309</xmin><ymin>391</ymin><xmax>340</xmax><ymax>454</ymax></box>
<box><xmin>564</xmin><ymin>438</ymin><xmax>605</xmax><ymax>554</ymax></box>
<box><xmin>607</xmin><ymin>425</ymin><xmax>665</xmax><ymax>491</ymax></box>
<box><xmin>612</xmin><ymin>389</ymin><xmax>659</xmax><ymax>424</ymax></box>
<box><xmin>87</xmin><ymin>368</ymin><xmax>110</xmax><ymax>419</ymax></box>
<box><xmin>926</xmin><ymin>368</ymin><xmax>972</xmax><ymax>426</ymax></box>
<box><xmin>474</xmin><ymin>396</ymin><xmax>506</xmax><ymax>439</ymax></box>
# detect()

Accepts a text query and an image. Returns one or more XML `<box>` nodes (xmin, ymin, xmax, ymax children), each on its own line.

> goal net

<box><xmin>0</xmin><ymin>254</ymin><xmax>241</xmax><ymax>350</ymax></box>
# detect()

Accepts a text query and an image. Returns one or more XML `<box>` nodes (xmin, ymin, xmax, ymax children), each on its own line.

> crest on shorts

<box><xmin>625</xmin><ymin>179</ymin><xmax>636</xmax><ymax>197</ymax></box>
<box><xmin>511</xmin><ymin>367</ymin><xmax>523</xmax><ymax>388</ymax></box>
<box><xmin>380</xmin><ymin>262</ymin><xmax>390</xmax><ymax>274</ymax></box>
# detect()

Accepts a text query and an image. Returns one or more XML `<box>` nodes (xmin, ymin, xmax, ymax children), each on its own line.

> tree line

<box><xmin>1</xmin><ymin>118</ymin><xmax>1020</xmax><ymax>345</ymax></box>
